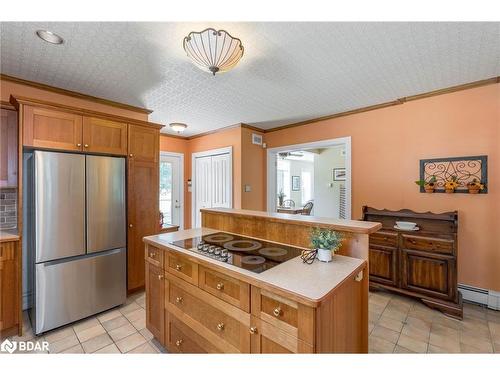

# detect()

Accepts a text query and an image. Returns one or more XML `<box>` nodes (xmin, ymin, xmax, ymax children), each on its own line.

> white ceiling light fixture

<box><xmin>169</xmin><ymin>123</ymin><xmax>188</xmax><ymax>133</ymax></box>
<box><xmin>36</xmin><ymin>30</ymin><xmax>64</xmax><ymax>45</ymax></box>
<box><xmin>183</xmin><ymin>28</ymin><xmax>244</xmax><ymax>76</ymax></box>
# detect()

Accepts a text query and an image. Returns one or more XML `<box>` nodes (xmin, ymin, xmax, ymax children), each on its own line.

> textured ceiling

<box><xmin>1</xmin><ymin>22</ymin><xmax>499</xmax><ymax>136</ymax></box>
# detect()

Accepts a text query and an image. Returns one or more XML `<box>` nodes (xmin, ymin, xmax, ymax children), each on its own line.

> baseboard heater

<box><xmin>458</xmin><ymin>283</ymin><xmax>500</xmax><ymax>310</ymax></box>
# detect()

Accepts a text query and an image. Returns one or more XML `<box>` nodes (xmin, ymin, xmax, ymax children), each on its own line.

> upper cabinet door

<box><xmin>128</xmin><ymin>124</ymin><xmax>159</xmax><ymax>163</ymax></box>
<box><xmin>23</xmin><ymin>106</ymin><xmax>83</xmax><ymax>151</ymax></box>
<box><xmin>82</xmin><ymin>117</ymin><xmax>128</xmax><ymax>155</ymax></box>
<box><xmin>0</xmin><ymin>109</ymin><xmax>18</xmax><ymax>187</ymax></box>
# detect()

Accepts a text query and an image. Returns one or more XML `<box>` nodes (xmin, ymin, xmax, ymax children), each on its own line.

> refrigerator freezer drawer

<box><xmin>34</xmin><ymin>248</ymin><xmax>126</xmax><ymax>334</ymax></box>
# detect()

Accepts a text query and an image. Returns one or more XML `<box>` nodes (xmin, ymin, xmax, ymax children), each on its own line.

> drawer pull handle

<box><xmin>273</xmin><ymin>307</ymin><xmax>282</xmax><ymax>317</ymax></box>
<box><xmin>249</xmin><ymin>327</ymin><xmax>258</xmax><ymax>335</ymax></box>
<box><xmin>216</xmin><ymin>282</ymin><xmax>224</xmax><ymax>291</ymax></box>
<box><xmin>77</xmin><ymin>143</ymin><xmax>82</xmax><ymax>147</ymax></box>
<box><xmin>175</xmin><ymin>296</ymin><xmax>183</xmax><ymax>303</ymax></box>
<box><xmin>175</xmin><ymin>339</ymin><xmax>183</xmax><ymax>347</ymax></box>
<box><xmin>84</xmin><ymin>144</ymin><xmax>89</xmax><ymax>148</ymax></box>
<box><xmin>157</xmin><ymin>274</ymin><xmax>164</xmax><ymax>281</ymax></box>
<box><xmin>217</xmin><ymin>323</ymin><xmax>225</xmax><ymax>331</ymax></box>
<box><xmin>410</xmin><ymin>240</ymin><xmax>417</xmax><ymax>244</ymax></box>
<box><xmin>175</xmin><ymin>264</ymin><xmax>182</xmax><ymax>271</ymax></box>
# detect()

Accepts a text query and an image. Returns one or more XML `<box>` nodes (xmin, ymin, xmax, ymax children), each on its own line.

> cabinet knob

<box><xmin>175</xmin><ymin>339</ymin><xmax>183</xmax><ymax>347</ymax></box>
<box><xmin>175</xmin><ymin>264</ymin><xmax>182</xmax><ymax>271</ymax></box>
<box><xmin>157</xmin><ymin>274</ymin><xmax>164</xmax><ymax>281</ymax></box>
<box><xmin>84</xmin><ymin>144</ymin><xmax>89</xmax><ymax>148</ymax></box>
<box><xmin>217</xmin><ymin>323</ymin><xmax>225</xmax><ymax>331</ymax></box>
<box><xmin>273</xmin><ymin>307</ymin><xmax>282</xmax><ymax>317</ymax></box>
<box><xmin>77</xmin><ymin>143</ymin><xmax>82</xmax><ymax>147</ymax></box>
<box><xmin>249</xmin><ymin>327</ymin><xmax>258</xmax><ymax>335</ymax></box>
<box><xmin>129</xmin><ymin>153</ymin><xmax>133</xmax><ymax>157</ymax></box>
<box><xmin>175</xmin><ymin>296</ymin><xmax>183</xmax><ymax>303</ymax></box>
<box><xmin>129</xmin><ymin>224</ymin><xmax>133</xmax><ymax>228</ymax></box>
<box><xmin>216</xmin><ymin>282</ymin><xmax>224</xmax><ymax>291</ymax></box>
<box><xmin>149</xmin><ymin>252</ymin><xmax>155</xmax><ymax>258</ymax></box>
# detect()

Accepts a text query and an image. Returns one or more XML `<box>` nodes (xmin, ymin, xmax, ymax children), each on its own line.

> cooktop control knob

<box><xmin>208</xmin><ymin>245</ymin><xmax>216</xmax><ymax>254</ymax></box>
<box><xmin>214</xmin><ymin>247</ymin><xmax>221</xmax><ymax>256</ymax></box>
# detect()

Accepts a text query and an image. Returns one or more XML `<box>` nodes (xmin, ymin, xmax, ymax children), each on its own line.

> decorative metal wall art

<box><xmin>419</xmin><ymin>155</ymin><xmax>488</xmax><ymax>193</ymax></box>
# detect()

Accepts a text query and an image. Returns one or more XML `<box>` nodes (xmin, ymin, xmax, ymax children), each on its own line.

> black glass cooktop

<box><xmin>170</xmin><ymin>232</ymin><xmax>303</xmax><ymax>273</ymax></box>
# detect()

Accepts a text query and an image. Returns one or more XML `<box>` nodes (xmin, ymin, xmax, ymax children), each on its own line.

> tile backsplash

<box><xmin>0</xmin><ymin>187</ymin><xmax>17</xmax><ymax>229</ymax></box>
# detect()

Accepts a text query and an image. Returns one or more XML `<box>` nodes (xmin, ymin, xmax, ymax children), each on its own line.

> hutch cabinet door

<box><xmin>82</xmin><ymin>117</ymin><xmax>127</xmax><ymax>155</ymax></box>
<box><xmin>368</xmin><ymin>245</ymin><xmax>398</xmax><ymax>287</ymax></box>
<box><xmin>0</xmin><ymin>241</ymin><xmax>19</xmax><ymax>338</ymax></box>
<box><xmin>0</xmin><ymin>109</ymin><xmax>18</xmax><ymax>188</ymax></box>
<box><xmin>400</xmin><ymin>249</ymin><xmax>455</xmax><ymax>301</ymax></box>
<box><xmin>145</xmin><ymin>261</ymin><xmax>164</xmax><ymax>344</ymax></box>
<box><xmin>23</xmin><ymin>106</ymin><xmax>83</xmax><ymax>151</ymax></box>
<box><xmin>128</xmin><ymin>124</ymin><xmax>159</xmax><ymax>163</ymax></box>
<box><xmin>127</xmin><ymin>159</ymin><xmax>159</xmax><ymax>291</ymax></box>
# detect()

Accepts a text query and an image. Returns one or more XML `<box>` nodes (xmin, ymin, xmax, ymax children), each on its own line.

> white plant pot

<box><xmin>317</xmin><ymin>248</ymin><xmax>332</xmax><ymax>263</ymax></box>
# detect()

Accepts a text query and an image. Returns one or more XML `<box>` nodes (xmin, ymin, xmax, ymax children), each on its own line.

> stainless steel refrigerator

<box><xmin>24</xmin><ymin>150</ymin><xmax>127</xmax><ymax>335</ymax></box>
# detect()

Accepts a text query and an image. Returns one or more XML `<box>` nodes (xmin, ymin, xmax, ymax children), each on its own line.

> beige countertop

<box><xmin>0</xmin><ymin>229</ymin><xmax>20</xmax><ymax>243</ymax></box>
<box><xmin>201</xmin><ymin>208</ymin><xmax>381</xmax><ymax>234</ymax></box>
<box><xmin>144</xmin><ymin>228</ymin><xmax>366</xmax><ymax>305</ymax></box>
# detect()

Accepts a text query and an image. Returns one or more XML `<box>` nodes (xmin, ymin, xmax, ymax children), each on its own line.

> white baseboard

<box><xmin>458</xmin><ymin>283</ymin><xmax>500</xmax><ymax>310</ymax></box>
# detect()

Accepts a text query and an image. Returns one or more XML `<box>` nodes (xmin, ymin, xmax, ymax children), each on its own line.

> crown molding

<box><xmin>0</xmin><ymin>73</ymin><xmax>153</xmax><ymax>115</ymax></box>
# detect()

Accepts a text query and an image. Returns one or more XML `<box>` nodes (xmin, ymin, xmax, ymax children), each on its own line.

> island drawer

<box><xmin>145</xmin><ymin>245</ymin><xmax>163</xmax><ymax>267</ymax></box>
<box><xmin>166</xmin><ymin>314</ymin><xmax>218</xmax><ymax>353</ymax></box>
<box><xmin>370</xmin><ymin>231</ymin><xmax>398</xmax><ymax>248</ymax></box>
<box><xmin>402</xmin><ymin>235</ymin><xmax>454</xmax><ymax>255</ymax></box>
<box><xmin>251</xmin><ymin>287</ymin><xmax>314</xmax><ymax>345</ymax></box>
<box><xmin>167</xmin><ymin>253</ymin><xmax>198</xmax><ymax>285</ymax></box>
<box><xmin>198</xmin><ymin>265</ymin><xmax>250</xmax><ymax>312</ymax></box>
<box><xmin>166</xmin><ymin>273</ymin><xmax>251</xmax><ymax>353</ymax></box>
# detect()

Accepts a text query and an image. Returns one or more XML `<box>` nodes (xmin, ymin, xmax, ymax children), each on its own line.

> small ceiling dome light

<box><xmin>36</xmin><ymin>30</ymin><xmax>64</xmax><ymax>45</ymax></box>
<box><xmin>169</xmin><ymin>123</ymin><xmax>188</xmax><ymax>133</ymax></box>
<box><xmin>183</xmin><ymin>28</ymin><xmax>244</xmax><ymax>75</ymax></box>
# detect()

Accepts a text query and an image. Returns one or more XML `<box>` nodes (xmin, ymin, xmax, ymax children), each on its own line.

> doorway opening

<box><xmin>267</xmin><ymin>137</ymin><xmax>351</xmax><ymax>219</ymax></box>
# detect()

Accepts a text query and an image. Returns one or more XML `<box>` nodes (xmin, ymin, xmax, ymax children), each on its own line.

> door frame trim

<box><xmin>160</xmin><ymin>151</ymin><xmax>185</xmax><ymax>230</ymax></box>
<box><xmin>266</xmin><ymin>136</ymin><xmax>352</xmax><ymax>219</ymax></box>
<box><xmin>191</xmin><ymin>146</ymin><xmax>233</xmax><ymax>228</ymax></box>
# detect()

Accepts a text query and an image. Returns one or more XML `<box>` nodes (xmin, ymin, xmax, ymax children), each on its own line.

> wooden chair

<box><xmin>282</xmin><ymin>199</ymin><xmax>295</xmax><ymax>208</ymax></box>
<box><xmin>301</xmin><ymin>201</ymin><xmax>314</xmax><ymax>215</ymax></box>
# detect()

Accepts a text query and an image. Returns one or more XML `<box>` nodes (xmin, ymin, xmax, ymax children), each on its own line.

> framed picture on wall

<box><xmin>292</xmin><ymin>176</ymin><xmax>300</xmax><ymax>191</ymax></box>
<box><xmin>333</xmin><ymin>168</ymin><xmax>346</xmax><ymax>181</ymax></box>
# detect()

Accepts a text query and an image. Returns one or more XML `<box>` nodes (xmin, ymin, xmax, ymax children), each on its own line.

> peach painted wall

<box><xmin>0</xmin><ymin>80</ymin><xmax>148</xmax><ymax>121</ymax></box>
<box><xmin>241</xmin><ymin>127</ymin><xmax>266</xmax><ymax>211</ymax></box>
<box><xmin>263</xmin><ymin>84</ymin><xmax>500</xmax><ymax>291</ymax></box>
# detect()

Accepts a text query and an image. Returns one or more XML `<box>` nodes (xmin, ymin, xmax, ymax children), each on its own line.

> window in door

<box><xmin>159</xmin><ymin>160</ymin><xmax>173</xmax><ymax>224</ymax></box>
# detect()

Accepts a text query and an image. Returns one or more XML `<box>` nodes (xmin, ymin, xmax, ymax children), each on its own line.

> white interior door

<box><xmin>193</xmin><ymin>150</ymin><xmax>232</xmax><ymax>228</ymax></box>
<box><xmin>194</xmin><ymin>156</ymin><xmax>213</xmax><ymax>228</ymax></box>
<box><xmin>211</xmin><ymin>153</ymin><xmax>231</xmax><ymax>208</ymax></box>
<box><xmin>160</xmin><ymin>153</ymin><xmax>183</xmax><ymax>228</ymax></box>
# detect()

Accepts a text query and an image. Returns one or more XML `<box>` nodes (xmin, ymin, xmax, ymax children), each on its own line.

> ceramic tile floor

<box><xmin>368</xmin><ymin>290</ymin><xmax>500</xmax><ymax>353</ymax></box>
<box><xmin>7</xmin><ymin>291</ymin><xmax>166</xmax><ymax>354</ymax></box>
<box><xmin>6</xmin><ymin>290</ymin><xmax>500</xmax><ymax>354</ymax></box>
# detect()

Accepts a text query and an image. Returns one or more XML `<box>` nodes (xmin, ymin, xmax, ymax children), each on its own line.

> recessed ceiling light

<box><xmin>36</xmin><ymin>30</ymin><xmax>64</xmax><ymax>45</ymax></box>
<box><xmin>169</xmin><ymin>123</ymin><xmax>188</xmax><ymax>133</ymax></box>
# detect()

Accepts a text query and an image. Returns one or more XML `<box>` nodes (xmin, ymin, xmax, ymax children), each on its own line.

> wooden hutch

<box><xmin>362</xmin><ymin>207</ymin><xmax>462</xmax><ymax>319</ymax></box>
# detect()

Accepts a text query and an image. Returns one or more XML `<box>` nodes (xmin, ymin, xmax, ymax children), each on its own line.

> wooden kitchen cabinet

<box><xmin>0</xmin><ymin>240</ymin><xmax>20</xmax><ymax>339</ymax></box>
<box><xmin>145</xmin><ymin>261</ymin><xmax>165</xmax><ymax>344</ymax></box>
<box><xmin>0</xmin><ymin>109</ymin><xmax>18</xmax><ymax>187</ymax></box>
<box><xmin>82</xmin><ymin>117</ymin><xmax>127</xmax><ymax>155</ymax></box>
<box><xmin>128</xmin><ymin>124</ymin><xmax>159</xmax><ymax>162</ymax></box>
<box><xmin>127</xmin><ymin>159</ymin><xmax>159</xmax><ymax>291</ymax></box>
<box><xmin>23</xmin><ymin>105</ymin><xmax>83</xmax><ymax>151</ymax></box>
<box><xmin>363</xmin><ymin>207</ymin><xmax>462</xmax><ymax>319</ymax></box>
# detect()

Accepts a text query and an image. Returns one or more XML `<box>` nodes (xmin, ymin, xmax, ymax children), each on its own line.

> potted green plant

<box><xmin>310</xmin><ymin>227</ymin><xmax>344</xmax><ymax>262</ymax></box>
<box><xmin>415</xmin><ymin>175</ymin><xmax>437</xmax><ymax>193</ymax></box>
<box><xmin>277</xmin><ymin>189</ymin><xmax>286</xmax><ymax>207</ymax></box>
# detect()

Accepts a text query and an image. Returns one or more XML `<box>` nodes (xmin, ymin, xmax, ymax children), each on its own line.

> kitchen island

<box><xmin>143</xmin><ymin>209</ymin><xmax>381</xmax><ymax>354</ymax></box>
